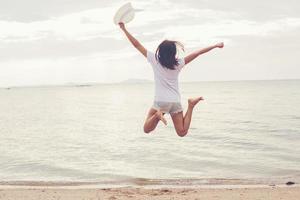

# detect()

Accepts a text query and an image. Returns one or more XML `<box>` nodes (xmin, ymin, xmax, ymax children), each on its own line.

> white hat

<box><xmin>113</xmin><ymin>2</ymin><xmax>135</xmax><ymax>25</ymax></box>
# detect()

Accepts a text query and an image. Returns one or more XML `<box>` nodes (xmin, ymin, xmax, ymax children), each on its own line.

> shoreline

<box><xmin>0</xmin><ymin>179</ymin><xmax>299</xmax><ymax>199</ymax></box>
<box><xmin>0</xmin><ymin>177</ymin><xmax>298</xmax><ymax>188</ymax></box>
<box><xmin>0</xmin><ymin>185</ymin><xmax>299</xmax><ymax>200</ymax></box>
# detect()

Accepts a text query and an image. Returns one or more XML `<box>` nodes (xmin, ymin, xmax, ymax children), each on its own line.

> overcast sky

<box><xmin>0</xmin><ymin>0</ymin><xmax>300</xmax><ymax>87</ymax></box>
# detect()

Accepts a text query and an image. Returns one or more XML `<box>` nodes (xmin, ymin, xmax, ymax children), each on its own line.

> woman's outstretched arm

<box><xmin>119</xmin><ymin>23</ymin><xmax>147</xmax><ymax>57</ymax></box>
<box><xmin>184</xmin><ymin>42</ymin><xmax>224</xmax><ymax>65</ymax></box>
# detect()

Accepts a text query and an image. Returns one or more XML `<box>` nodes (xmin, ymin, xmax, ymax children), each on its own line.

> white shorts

<box><xmin>152</xmin><ymin>101</ymin><xmax>183</xmax><ymax>114</ymax></box>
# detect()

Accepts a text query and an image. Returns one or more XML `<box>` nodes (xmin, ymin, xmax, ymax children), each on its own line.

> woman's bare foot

<box><xmin>188</xmin><ymin>97</ymin><xmax>204</xmax><ymax>108</ymax></box>
<box><xmin>156</xmin><ymin>110</ymin><xmax>167</xmax><ymax>125</ymax></box>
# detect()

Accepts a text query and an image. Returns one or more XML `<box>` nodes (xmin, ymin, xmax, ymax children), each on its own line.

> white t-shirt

<box><xmin>147</xmin><ymin>51</ymin><xmax>185</xmax><ymax>102</ymax></box>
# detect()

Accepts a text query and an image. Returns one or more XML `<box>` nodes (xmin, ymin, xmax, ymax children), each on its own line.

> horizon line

<box><xmin>1</xmin><ymin>78</ymin><xmax>299</xmax><ymax>89</ymax></box>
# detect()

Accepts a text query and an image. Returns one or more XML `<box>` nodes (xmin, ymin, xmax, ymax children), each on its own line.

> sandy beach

<box><xmin>0</xmin><ymin>185</ymin><xmax>299</xmax><ymax>200</ymax></box>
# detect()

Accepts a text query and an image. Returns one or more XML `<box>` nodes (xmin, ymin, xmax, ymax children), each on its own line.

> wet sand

<box><xmin>0</xmin><ymin>185</ymin><xmax>299</xmax><ymax>200</ymax></box>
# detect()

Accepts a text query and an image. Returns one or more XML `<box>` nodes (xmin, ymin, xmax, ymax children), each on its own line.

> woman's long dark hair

<box><xmin>155</xmin><ymin>40</ymin><xmax>184</xmax><ymax>70</ymax></box>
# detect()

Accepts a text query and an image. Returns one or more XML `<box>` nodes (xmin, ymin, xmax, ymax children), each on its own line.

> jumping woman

<box><xmin>119</xmin><ymin>22</ymin><xmax>224</xmax><ymax>137</ymax></box>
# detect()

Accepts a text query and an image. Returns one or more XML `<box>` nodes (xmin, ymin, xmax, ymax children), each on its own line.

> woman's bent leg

<box><xmin>143</xmin><ymin>108</ymin><xmax>166</xmax><ymax>133</ymax></box>
<box><xmin>171</xmin><ymin>97</ymin><xmax>203</xmax><ymax>137</ymax></box>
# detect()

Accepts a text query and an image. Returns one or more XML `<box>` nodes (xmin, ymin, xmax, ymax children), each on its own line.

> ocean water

<box><xmin>0</xmin><ymin>80</ymin><xmax>300</xmax><ymax>185</ymax></box>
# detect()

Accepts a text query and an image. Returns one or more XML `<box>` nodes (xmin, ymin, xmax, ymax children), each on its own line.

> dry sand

<box><xmin>0</xmin><ymin>185</ymin><xmax>299</xmax><ymax>200</ymax></box>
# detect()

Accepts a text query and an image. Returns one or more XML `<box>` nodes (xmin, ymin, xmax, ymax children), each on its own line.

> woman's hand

<box><xmin>119</xmin><ymin>22</ymin><xmax>125</xmax><ymax>30</ymax></box>
<box><xmin>215</xmin><ymin>42</ymin><xmax>224</xmax><ymax>48</ymax></box>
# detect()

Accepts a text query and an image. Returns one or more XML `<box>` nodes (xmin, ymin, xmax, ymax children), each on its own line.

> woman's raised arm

<box><xmin>184</xmin><ymin>42</ymin><xmax>224</xmax><ymax>65</ymax></box>
<box><xmin>119</xmin><ymin>23</ymin><xmax>147</xmax><ymax>57</ymax></box>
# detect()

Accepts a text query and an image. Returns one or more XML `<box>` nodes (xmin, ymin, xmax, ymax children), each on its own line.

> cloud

<box><xmin>162</xmin><ymin>17</ymin><xmax>300</xmax><ymax>47</ymax></box>
<box><xmin>0</xmin><ymin>49</ymin><xmax>145</xmax><ymax>87</ymax></box>
<box><xmin>172</xmin><ymin>0</ymin><xmax>300</xmax><ymax>21</ymax></box>
<box><xmin>0</xmin><ymin>35</ymin><xmax>129</xmax><ymax>61</ymax></box>
<box><xmin>0</xmin><ymin>5</ymin><xmax>129</xmax><ymax>61</ymax></box>
<box><xmin>180</xmin><ymin>28</ymin><xmax>300</xmax><ymax>82</ymax></box>
<box><xmin>0</xmin><ymin>0</ymin><xmax>117</xmax><ymax>22</ymax></box>
<box><xmin>0</xmin><ymin>7</ymin><xmax>121</xmax><ymax>42</ymax></box>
